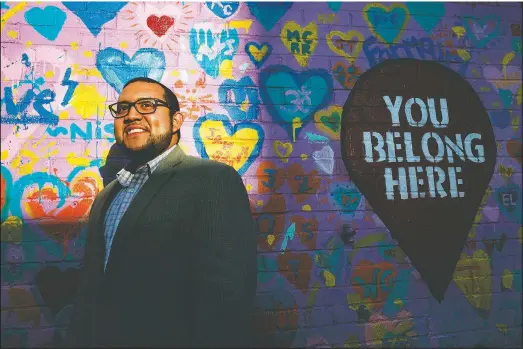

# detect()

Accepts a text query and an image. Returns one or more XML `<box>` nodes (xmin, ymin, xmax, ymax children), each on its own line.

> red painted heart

<box><xmin>23</xmin><ymin>171</ymin><xmax>101</xmax><ymax>254</ymax></box>
<box><xmin>251</xmin><ymin>194</ymin><xmax>286</xmax><ymax>251</ymax></box>
<box><xmin>351</xmin><ymin>260</ymin><xmax>397</xmax><ymax>307</ymax></box>
<box><xmin>290</xmin><ymin>215</ymin><xmax>318</xmax><ymax>250</ymax></box>
<box><xmin>146</xmin><ymin>15</ymin><xmax>175</xmax><ymax>37</ymax></box>
<box><xmin>277</xmin><ymin>252</ymin><xmax>312</xmax><ymax>292</ymax></box>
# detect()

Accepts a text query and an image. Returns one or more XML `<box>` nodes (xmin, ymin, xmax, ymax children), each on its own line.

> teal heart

<box><xmin>329</xmin><ymin>182</ymin><xmax>362</xmax><ymax>215</ymax></box>
<box><xmin>512</xmin><ymin>37</ymin><xmax>522</xmax><ymax>57</ymax></box>
<box><xmin>366</xmin><ymin>5</ymin><xmax>408</xmax><ymax>44</ymax></box>
<box><xmin>463</xmin><ymin>15</ymin><xmax>501</xmax><ymax>49</ymax></box>
<box><xmin>498</xmin><ymin>89</ymin><xmax>514</xmax><ymax>108</ymax></box>
<box><xmin>247</xmin><ymin>2</ymin><xmax>293</xmax><ymax>32</ymax></box>
<box><xmin>24</xmin><ymin>6</ymin><xmax>67</xmax><ymax>41</ymax></box>
<box><xmin>406</xmin><ymin>2</ymin><xmax>445</xmax><ymax>33</ymax></box>
<box><xmin>327</xmin><ymin>2</ymin><xmax>342</xmax><ymax>12</ymax></box>
<box><xmin>259</xmin><ymin>65</ymin><xmax>333</xmax><ymax>139</ymax></box>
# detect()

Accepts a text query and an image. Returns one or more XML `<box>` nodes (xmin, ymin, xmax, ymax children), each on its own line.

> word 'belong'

<box><xmin>362</xmin><ymin>96</ymin><xmax>487</xmax><ymax>201</ymax></box>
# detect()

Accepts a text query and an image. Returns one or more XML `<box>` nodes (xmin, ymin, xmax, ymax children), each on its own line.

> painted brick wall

<box><xmin>1</xmin><ymin>1</ymin><xmax>521</xmax><ymax>347</ymax></box>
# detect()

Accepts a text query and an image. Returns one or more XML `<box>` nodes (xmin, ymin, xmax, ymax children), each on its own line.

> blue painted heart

<box><xmin>205</xmin><ymin>1</ymin><xmax>240</xmax><ymax>19</ymax></box>
<box><xmin>24</xmin><ymin>6</ymin><xmax>67</xmax><ymax>41</ymax></box>
<box><xmin>96</xmin><ymin>47</ymin><xmax>166</xmax><ymax>93</ymax></box>
<box><xmin>218</xmin><ymin>76</ymin><xmax>260</xmax><ymax>121</ymax></box>
<box><xmin>489</xmin><ymin>110</ymin><xmax>511</xmax><ymax>129</ymax></box>
<box><xmin>463</xmin><ymin>15</ymin><xmax>501</xmax><ymax>49</ymax></box>
<box><xmin>259</xmin><ymin>65</ymin><xmax>333</xmax><ymax>140</ymax></box>
<box><xmin>406</xmin><ymin>2</ymin><xmax>445</xmax><ymax>33</ymax></box>
<box><xmin>495</xmin><ymin>182</ymin><xmax>521</xmax><ymax>225</ymax></box>
<box><xmin>62</xmin><ymin>2</ymin><xmax>127</xmax><ymax>37</ymax></box>
<box><xmin>247</xmin><ymin>2</ymin><xmax>293</xmax><ymax>32</ymax></box>
<box><xmin>189</xmin><ymin>27</ymin><xmax>239</xmax><ymax>78</ymax></box>
<box><xmin>245</xmin><ymin>42</ymin><xmax>272</xmax><ymax>68</ymax></box>
<box><xmin>193</xmin><ymin>113</ymin><xmax>264</xmax><ymax>176</ymax></box>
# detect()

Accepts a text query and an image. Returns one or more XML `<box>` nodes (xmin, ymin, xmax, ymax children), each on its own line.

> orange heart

<box><xmin>351</xmin><ymin>260</ymin><xmax>397</xmax><ymax>307</ymax></box>
<box><xmin>287</xmin><ymin>163</ymin><xmax>321</xmax><ymax>203</ymax></box>
<box><xmin>290</xmin><ymin>215</ymin><xmax>318</xmax><ymax>250</ymax></box>
<box><xmin>256</xmin><ymin>160</ymin><xmax>285</xmax><ymax>194</ymax></box>
<box><xmin>251</xmin><ymin>194</ymin><xmax>287</xmax><ymax>251</ymax></box>
<box><xmin>23</xmin><ymin>170</ymin><xmax>101</xmax><ymax>252</ymax></box>
<box><xmin>277</xmin><ymin>251</ymin><xmax>313</xmax><ymax>292</ymax></box>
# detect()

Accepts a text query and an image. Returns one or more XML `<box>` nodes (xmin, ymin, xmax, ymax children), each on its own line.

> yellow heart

<box><xmin>200</xmin><ymin>120</ymin><xmax>258</xmax><ymax>172</ymax></box>
<box><xmin>326</xmin><ymin>30</ymin><xmax>364</xmax><ymax>62</ymax></box>
<box><xmin>363</xmin><ymin>3</ymin><xmax>409</xmax><ymax>45</ymax></box>
<box><xmin>273</xmin><ymin>141</ymin><xmax>293</xmax><ymax>163</ymax></box>
<box><xmin>314</xmin><ymin>105</ymin><xmax>343</xmax><ymax>140</ymax></box>
<box><xmin>281</xmin><ymin>21</ymin><xmax>318</xmax><ymax>67</ymax></box>
<box><xmin>453</xmin><ymin>249</ymin><xmax>492</xmax><ymax>311</ymax></box>
<box><xmin>248</xmin><ymin>45</ymin><xmax>268</xmax><ymax>62</ymax></box>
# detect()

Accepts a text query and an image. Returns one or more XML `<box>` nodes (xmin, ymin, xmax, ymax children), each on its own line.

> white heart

<box><xmin>312</xmin><ymin>145</ymin><xmax>334</xmax><ymax>174</ymax></box>
<box><xmin>482</xmin><ymin>206</ymin><xmax>500</xmax><ymax>222</ymax></box>
<box><xmin>239</xmin><ymin>62</ymin><xmax>252</xmax><ymax>73</ymax></box>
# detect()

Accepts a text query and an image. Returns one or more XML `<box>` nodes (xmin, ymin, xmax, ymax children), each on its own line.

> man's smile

<box><xmin>125</xmin><ymin>125</ymin><xmax>149</xmax><ymax>136</ymax></box>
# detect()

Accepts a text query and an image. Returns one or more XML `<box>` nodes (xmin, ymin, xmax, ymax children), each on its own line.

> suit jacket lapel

<box><xmin>104</xmin><ymin>146</ymin><xmax>187</xmax><ymax>276</ymax></box>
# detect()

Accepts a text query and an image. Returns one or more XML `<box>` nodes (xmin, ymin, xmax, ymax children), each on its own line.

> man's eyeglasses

<box><xmin>108</xmin><ymin>98</ymin><xmax>170</xmax><ymax>118</ymax></box>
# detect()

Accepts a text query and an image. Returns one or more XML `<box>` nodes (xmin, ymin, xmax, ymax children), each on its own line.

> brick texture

<box><xmin>1</xmin><ymin>2</ymin><xmax>521</xmax><ymax>347</ymax></box>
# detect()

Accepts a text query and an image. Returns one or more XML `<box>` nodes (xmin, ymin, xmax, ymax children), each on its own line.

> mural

<box><xmin>1</xmin><ymin>1</ymin><xmax>521</xmax><ymax>348</ymax></box>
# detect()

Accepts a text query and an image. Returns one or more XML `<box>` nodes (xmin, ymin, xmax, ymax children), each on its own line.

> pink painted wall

<box><xmin>1</xmin><ymin>1</ymin><xmax>521</xmax><ymax>347</ymax></box>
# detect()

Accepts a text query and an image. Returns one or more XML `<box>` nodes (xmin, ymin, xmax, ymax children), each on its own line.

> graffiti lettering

<box><xmin>362</xmin><ymin>96</ymin><xmax>489</xmax><ymax>200</ymax></box>
<box><xmin>363</xmin><ymin>36</ymin><xmax>469</xmax><ymax>75</ymax></box>
<box><xmin>1</xmin><ymin>68</ymin><xmax>78</xmax><ymax>125</ymax></box>
<box><xmin>46</xmin><ymin>121</ymin><xmax>114</xmax><ymax>142</ymax></box>
<box><xmin>317</xmin><ymin>13</ymin><xmax>338</xmax><ymax>24</ymax></box>
<box><xmin>256</xmin><ymin>161</ymin><xmax>321</xmax><ymax>200</ymax></box>
<box><xmin>285</xmin><ymin>29</ymin><xmax>314</xmax><ymax>55</ymax></box>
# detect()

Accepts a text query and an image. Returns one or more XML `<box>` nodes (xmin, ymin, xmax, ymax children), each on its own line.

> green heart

<box><xmin>320</xmin><ymin>113</ymin><xmax>341</xmax><ymax>133</ymax></box>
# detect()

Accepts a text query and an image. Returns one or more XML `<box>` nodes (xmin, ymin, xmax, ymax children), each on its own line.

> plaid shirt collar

<box><xmin>115</xmin><ymin>145</ymin><xmax>177</xmax><ymax>187</ymax></box>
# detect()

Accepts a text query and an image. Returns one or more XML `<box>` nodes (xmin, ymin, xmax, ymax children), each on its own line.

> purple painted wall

<box><xmin>1</xmin><ymin>1</ymin><xmax>521</xmax><ymax>347</ymax></box>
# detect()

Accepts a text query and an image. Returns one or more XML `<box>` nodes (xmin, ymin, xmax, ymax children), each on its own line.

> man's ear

<box><xmin>172</xmin><ymin>111</ymin><xmax>184</xmax><ymax>133</ymax></box>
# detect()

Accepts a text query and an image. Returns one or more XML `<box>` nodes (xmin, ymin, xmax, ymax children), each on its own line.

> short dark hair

<box><xmin>122</xmin><ymin>77</ymin><xmax>181</xmax><ymax>140</ymax></box>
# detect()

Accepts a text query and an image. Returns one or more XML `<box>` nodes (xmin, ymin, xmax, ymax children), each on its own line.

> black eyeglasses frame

<box><xmin>108</xmin><ymin>98</ymin><xmax>171</xmax><ymax>118</ymax></box>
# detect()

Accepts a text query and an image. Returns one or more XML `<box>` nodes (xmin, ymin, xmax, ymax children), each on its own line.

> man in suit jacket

<box><xmin>64</xmin><ymin>77</ymin><xmax>257</xmax><ymax>347</ymax></box>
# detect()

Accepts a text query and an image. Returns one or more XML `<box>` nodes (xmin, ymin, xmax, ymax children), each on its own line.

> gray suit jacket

<box><xmin>65</xmin><ymin>146</ymin><xmax>257</xmax><ymax>347</ymax></box>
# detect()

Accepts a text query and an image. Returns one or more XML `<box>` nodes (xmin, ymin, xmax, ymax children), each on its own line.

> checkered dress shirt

<box><xmin>103</xmin><ymin>145</ymin><xmax>176</xmax><ymax>270</ymax></box>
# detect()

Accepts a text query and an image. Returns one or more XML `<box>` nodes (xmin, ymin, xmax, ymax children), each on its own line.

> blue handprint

<box><xmin>189</xmin><ymin>26</ymin><xmax>239</xmax><ymax>78</ymax></box>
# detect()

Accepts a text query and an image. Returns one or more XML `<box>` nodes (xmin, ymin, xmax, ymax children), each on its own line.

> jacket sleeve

<box><xmin>189</xmin><ymin>165</ymin><xmax>257</xmax><ymax>348</ymax></box>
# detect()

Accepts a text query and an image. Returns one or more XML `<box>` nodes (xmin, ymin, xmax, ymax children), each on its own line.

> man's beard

<box><xmin>121</xmin><ymin>131</ymin><xmax>173</xmax><ymax>165</ymax></box>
